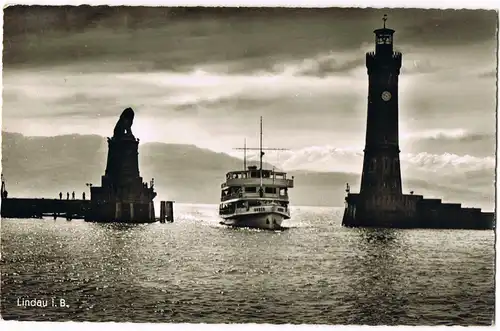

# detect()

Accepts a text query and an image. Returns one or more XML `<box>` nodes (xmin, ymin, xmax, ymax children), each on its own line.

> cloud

<box><xmin>274</xmin><ymin>146</ymin><xmax>363</xmax><ymax>173</ymax></box>
<box><xmin>3</xmin><ymin>50</ymin><xmax>495</xmax><ymax>160</ymax></box>
<box><xmin>267</xmin><ymin>52</ymin><xmax>366</xmax><ymax>77</ymax></box>
<box><xmin>3</xmin><ymin>56</ymin><xmax>366</xmax><ymax>122</ymax></box>
<box><xmin>478</xmin><ymin>70</ymin><xmax>497</xmax><ymax>79</ymax></box>
<box><xmin>397</xmin><ymin>10</ymin><xmax>497</xmax><ymax>47</ymax></box>
<box><xmin>5</xmin><ymin>7</ymin><xmax>497</xmax><ymax>72</ymax></box>
<box><xmin>402</xmin><ymin>129</ymin><xmax>493</xmax><ymax>142</ymax></box>
<box><xmin>256</xmin><ymin>145</ymin><xmax>495</xmax><ymax>179</ymax></box>
<box><xmin>400</xmin><ymin>58</ymin><xmax>439</xmax><ymax>75</ymax></box>
<box><xmin>401</xmin><ymin>152</ymin><xmax>494</xmax><ymax>174</ymax></box>
<box><xmin>400</xmin><ymin>129</ymin><xmax>495</xmax><ymax>158</ymax></box>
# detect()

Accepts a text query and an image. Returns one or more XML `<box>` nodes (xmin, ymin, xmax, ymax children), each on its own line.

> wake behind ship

<box><xmin>219</xmin><ymin>117</ymin><xmax>294</xmax><ymax>230</ymax></box>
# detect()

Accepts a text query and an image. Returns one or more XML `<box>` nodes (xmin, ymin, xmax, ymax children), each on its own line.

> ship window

<box><xmin>250</xmin><ymin>171</ymin><xmax>258</xmax><ymax>178</ymax></box>
<box><xmin>245</xmin><ymin>187</ymin><xmax>257</xmax><ymax>193</ymax></box>
<box><xmin>369</xmin><ymin>159</ymin><xmax>376</xmax><ymax>172</ymax></box>
<box><xmin>248</xmin><ymin>200</ymin><xmax>261</xmax><ymax>207</ymax></box>
<box><xmin>265</xmin><ymin>187</ymin><xmax>277</xmax><ymax>194</ymax></box>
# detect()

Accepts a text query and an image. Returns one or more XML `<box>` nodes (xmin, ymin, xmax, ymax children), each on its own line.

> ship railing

<box><xmin>221</xmin><ymin>192</ymin><xmax>289</xmax><ymax>201</ymax></box>
<box><xmin>225</xmin><ymin>170</ymin><xmax>289</xmax><ymax>178</ymax></box>
<box><xmin>233</xmin><ymin>204</ymin><xmax>290</xmax><ymax>215</ymax></box>
<box><xmin>219</xmin><ymin>207</ymin><xmax>236</xmax><ymax>215</ymax></box>
<box><xmin>221</xmin><ymin>192</ymin><xmax>242</xmax><ymax>202</ymax></box>
<box><xmin>224</xmin><ymin>177</ymin><xmax>294</xmax><ymax>187</ymax></box>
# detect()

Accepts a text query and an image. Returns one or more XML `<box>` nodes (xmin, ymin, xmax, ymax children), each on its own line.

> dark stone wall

<box><xmin>342</xmin><ymin>193</ymin><xmax>495</xmax><ymax>230</ymax></box>
<box><xmin>86</xmin><ymin>201</ymin><xmax>154</xmax><ymax>223</ymax></box>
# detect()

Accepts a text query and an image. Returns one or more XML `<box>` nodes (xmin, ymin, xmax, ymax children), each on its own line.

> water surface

<box><xmin>1</xmin><ymin>205</ymin><xmax>495</xmax><ymax>325</ymax></box>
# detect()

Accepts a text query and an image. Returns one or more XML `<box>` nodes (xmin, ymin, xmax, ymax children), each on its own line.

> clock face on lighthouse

<box><xmin>381</xmin><ymin>91</ymin><xmax>392</xmax><ymax>102</ymax></box>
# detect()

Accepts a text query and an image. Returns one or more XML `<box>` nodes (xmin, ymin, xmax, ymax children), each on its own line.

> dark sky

<box><xmin>4</xmin><ymin>7</ymin><xmax>497</xmax><ymax>68</ymax></box>
<box><xmin>2</xmin><ymin>6</ymin><xmax>497</xmax><ymax>205</ymax></box>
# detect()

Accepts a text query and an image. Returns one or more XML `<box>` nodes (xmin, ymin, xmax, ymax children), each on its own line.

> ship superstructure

<box><xmin>219</xmin><ymin>117</ymin><xmax>294</xmax><ymax>230</ymax></box>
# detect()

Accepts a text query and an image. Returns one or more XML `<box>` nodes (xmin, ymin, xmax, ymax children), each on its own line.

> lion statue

<box><xmin>113</xmin><ymin>107</ymin><xmax>135</xmax><ymax>139</ymax></box>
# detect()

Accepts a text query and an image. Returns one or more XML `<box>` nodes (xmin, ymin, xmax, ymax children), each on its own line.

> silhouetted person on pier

<box><xmin>82</xmin><ymin>192</ymin><xmax>86</xmax><ymax>200</ymax></box>
<box><xmin>1</xmin><ymin>177</ymin><xmax>8</xmax><ymax>199</ymax></box>
<box><xmin>72</xmin><ymin>191</ymin><xmax>75</xmax><ymax>200</ymax></box>
<box><xmin>67</xmin><ymin>192</ymin><xmax>70</xmax><ymax>200</ymax></box>
<box><xmin>59</xmin><ymin>192</ymin><xmax>62</xmax><ymax>200</ymax></box>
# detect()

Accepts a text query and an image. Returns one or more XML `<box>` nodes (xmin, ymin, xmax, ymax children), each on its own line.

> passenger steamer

<box><xmin>219</xmin><ymin>117</ymin><xmax>294</xmax><ymax>230</ymax></box>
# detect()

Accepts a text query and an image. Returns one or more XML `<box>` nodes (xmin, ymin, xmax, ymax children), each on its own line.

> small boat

<box><xmin>218</xmin><ymin>117</ymin><xmax>294</xmax><ymax>230</ymax></box>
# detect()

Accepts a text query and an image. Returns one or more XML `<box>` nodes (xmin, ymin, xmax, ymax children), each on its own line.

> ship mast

<box><xmin>233</xmin><ymin>117</ymin><xmax>288</xmax><ymax>172</ymax></box>
<box><xmin>260</xmin><ymin>116</ymin><xmax>263</xmax><ymax>171</ymax></box>
<box><xmin>260</xmin><ymin>116</ymin><xmax>263</xmax><ymax>188</ymax></box>
<box><xmin>243</xmin><ymin>138</ymin><xmax>247</xmax><ymax>171</ymax></box>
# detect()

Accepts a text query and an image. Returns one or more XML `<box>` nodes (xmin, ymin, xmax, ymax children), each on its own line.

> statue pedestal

<box><xmin>88</xmin><ymin>133</ymin><xmax>156</xmax><ymax>223</ymax></box>
<box><xmin>103</xmin><ymin>136</ymin><xmax>140</xmax><ymax>194</ymax></box>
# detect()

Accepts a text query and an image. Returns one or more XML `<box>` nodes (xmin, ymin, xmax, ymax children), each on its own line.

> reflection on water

<box><xmin>340</xmin><ymin>228</ymin><xmax>410</xmax><ymax>325</ymax></box>
<box><xmin>0</xmin><ymin>205</ymin><xmax>495</xmax><ymax>325</ymax></box>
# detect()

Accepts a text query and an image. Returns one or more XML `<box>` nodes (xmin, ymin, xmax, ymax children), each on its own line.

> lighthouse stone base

<box><xmin>342</xmin><ymin>193</ymin><xmax>494</xmax><ymax>230</ymax></box>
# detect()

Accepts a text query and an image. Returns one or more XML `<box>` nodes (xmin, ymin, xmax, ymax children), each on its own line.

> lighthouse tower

<box><xmin>342</xmin><ymin>15</ymin><xmax>411</xmax><ymax>227</ymax></box>
<box><xmin>341</xmin><ymin>16</ymin><xmax>494</xmax><ymax>230</ymax></box>
<box><xmin>360</xmin><ymin>15</ymin><xmax>403</xmax><ymax>198</ymax></box>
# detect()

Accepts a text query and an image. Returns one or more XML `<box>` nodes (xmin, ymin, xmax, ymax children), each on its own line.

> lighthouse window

<box><xmin>377</xmin><ymin>35</ymin><xmax>392</xmax><ymax>44</ymax></box>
